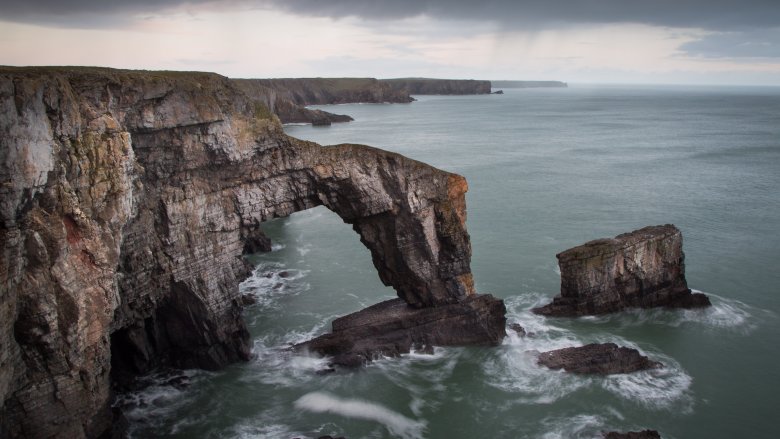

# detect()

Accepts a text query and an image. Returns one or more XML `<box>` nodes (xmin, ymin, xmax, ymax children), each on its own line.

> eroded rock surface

<box><xmin>0</xmin><ymin>66</ymin><xmax>495</xmax><ymax>438</ymax></box>
<box><xmin>537</xmin><ymin>343</ymin><xmax>662</xmax><ymax>375</ymax></box>
<box><xmin>296</xmin><ymin>294</ymin><xmax>507</xmax><ymax>367</ymax></box>
<box><xmin>534</xmin><ymin>225</ymin><xmax>711</xmax><ymax>316</ymax></box>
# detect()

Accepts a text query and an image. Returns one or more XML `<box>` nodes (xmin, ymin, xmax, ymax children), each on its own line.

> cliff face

<box><xmin>0</xmin><ymin>67</ymin><xmax>498</xmax><ymax>438</ymax></box>
<box><xmin>534</xmin><ymin>225</ymin><xmax>710</xmax><ymax>316</ymax></box>
<box><xmin>382</xmin><ymin>78</ymin><xmax>492</xmax><ymax>95</ymax></box>
<box><xmin>233</xmin><ymin>77</ymin><xmax>412</xmax><ymax>124</ymax></box>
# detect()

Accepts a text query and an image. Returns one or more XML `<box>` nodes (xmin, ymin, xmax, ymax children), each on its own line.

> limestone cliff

<box><xmin>233</xmin><ymin>77</ymin><xmax>412</xmax><ymax>124</ymax></box>
<box><xmin>382</xmin><ymin>78</ymin><xmax>492</xmax><ymax>95</ymax></box>
<box><xmin>534</xmin><ymin>225</ymin><xmax>711</xmax><ymax>316</ymax></box>
<box><xmin>0</xmin><ymin>67</ymin><xmax>502</xmax><ymax>438</ymax></box>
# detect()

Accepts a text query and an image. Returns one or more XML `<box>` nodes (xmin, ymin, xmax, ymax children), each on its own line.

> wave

<box><xmin>570</xmin><ymin>290</ymin><xmax>757</xmax><ymax>333</ymax></box>
<box><xmin>295</xmin><ymin>391</ymin><xmax>427</xmax><ymax>439</ymax></box>
<box><xmin>113</xmin><ymin>369</ymin><xmax>211</xmax><ymax>438</ymax></box>
<box><xmin>486</xmin><ymin>294</ymin><xmax>693</xmax><ymax>410</ymax></box>
<box><xmin>239</xmin><ymin>262</ymin><xmax>310</xmax><ymax>312</ymax></box>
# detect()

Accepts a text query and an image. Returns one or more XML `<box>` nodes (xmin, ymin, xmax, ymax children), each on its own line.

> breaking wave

<box><xmin>295</xmin><ymin>392</ymin><xmax>427</xmax><ymax>439</ymax></box>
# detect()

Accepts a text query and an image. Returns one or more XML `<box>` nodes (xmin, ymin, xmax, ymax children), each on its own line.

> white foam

<box><xmin>574</xmin><ymin>290</ymin><xmax>757</xmax><ymax>333</ymax></box>
<box><xmin>602</xmin><ymin>361</ymin><xmax>693</xmax><ymax>412</ymax></box>
<box><xmin>295</xmin><ymin>392</ymin><xmax>427</xmax><ymax>439</ymax></box>
<box><xmin>114</xmin><ymin>370</ymin><xmax>207</xmax><ymax>437</ymax></box>
<box><xmin>239</xmin><ymin>262</ymin><xmax>310</xmax><ymax>312</ymax></box>
<box><xmin>539</xmin><ymin>414</ymin><xmax>605</xmax><ymax>439</ymax></box>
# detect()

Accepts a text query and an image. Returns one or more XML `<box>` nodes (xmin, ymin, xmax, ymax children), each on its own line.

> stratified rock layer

<box><xmin>537</xmin><ymin>343</ymin><xmax>662</xmax><ymax>375</ymax></box>
<box><xmin>296</xmin><ymin>294</ymin><xmax>507</xmax><ymax>367</ymax></box>
<box><xmin>534</xmin><ymin>225</ymin><xmax>710</xmax><ymax>316</ymax></box>
<box><xmin>0</xmin><ymin>67</ymin><xmax>496</xmax><ymax>438</ymax></box>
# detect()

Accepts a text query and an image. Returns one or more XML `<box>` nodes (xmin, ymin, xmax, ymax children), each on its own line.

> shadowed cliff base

<box><xmin>0</xmin><ymin>66</ymin><xmax>505</xmax><ymax>438</ymax></box>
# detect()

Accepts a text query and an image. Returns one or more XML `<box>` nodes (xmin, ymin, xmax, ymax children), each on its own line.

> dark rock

<box><xmin>242</xmin><ymin>229</ymin><xmax>272</xmax><ymax>254</ymax></box>
<box><xmin>413</xmin><ymin>342</ymin><xmax>435</xmax><ymax>355</ymax></box>
<box><xmin>534</xmin><ymin>225</ymin><xmax>711</xmax><ymax>317</ymax></box>
<box><xmin>240</xmin><ymin>294</ymin><xmax>257</xmax><ymax>306</ymax></box>
<box><xmin>296</xmin><ymin>294</ymin><xmax>506</xmax><ymax>366</ymax></box>
<box><xmin>278</xmin><ymin>271</ymin><xmax>291</xmax><ymax>278</ymax></box>
<box><xmin>603</xmin><ymin>430</ymin><xmax>661</xmax><ymax>439</ymax></box>
<box><xmin>508</xmin><ymin>323</ymin><xmax>526</xmax><ymax>337</ymax></box>
<box><xmin>538</xmin><ymin>343</ymin><xmax>662</xmax><ymax>375</ymax></box>
<box><xmin>493</xmin><ymin>90</ymin><xmax>504</xmax><ymax>94</ymax></box>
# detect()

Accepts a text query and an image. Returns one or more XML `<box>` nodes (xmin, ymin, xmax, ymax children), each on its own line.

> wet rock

<box><xmin>603</xmin><ymin>430</ymin><xmax>661</xmax><ymax>439</ymax></box>
<box><xmin>534</xmin><ymin>225</ymin><xmax>711</xmax><ymax>317</ymax></box>
<box><xmin>508</xmin><ymin>323</ymin><xmax>526</xmax><ymax>337</ymax></box>
<box><xmin>296</xmin><ymin>294</ymin><xmax>506</xmax><ymax>366</ymax></box>
<box><xmin>537</xmin><ymin>343</ymin><xmax>662</xmax><ymax>375</ymax></box>
<box><xmin>240</xmin><ymin>294</ymin><xmax>258</xmax><ymax>306</ymax></box>
<box><xmin>278</xmin><ymin>271</ymin><xmax>291</xmax><ymax>278</ymax></box>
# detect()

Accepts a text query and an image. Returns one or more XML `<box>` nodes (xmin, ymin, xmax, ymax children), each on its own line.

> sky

<box><xmin>1</xmin><ymin>0</ymin><xmax>780</xmax><ymax>85</ymax></box>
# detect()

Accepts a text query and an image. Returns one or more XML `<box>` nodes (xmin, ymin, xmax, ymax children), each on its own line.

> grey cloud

<box><xmin>264</xmin><ymin>0</ymin><xmax>780</xmax><ymax>30</ymax></box>
<box><xmin>2</xmin><ymin>0</ymin><xmax>780</xmax><ymax>30</ymax></box>
<box><xmin>0</xmin><ymin>0</ymin><xmax>215</xmax><ymax>27</ymax></box>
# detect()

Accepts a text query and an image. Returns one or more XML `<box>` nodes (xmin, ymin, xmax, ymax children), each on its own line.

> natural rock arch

<box><xmin>0</xmin><ymin>68</ymin><xmax>503</xmax><ymax>438</ymax></box>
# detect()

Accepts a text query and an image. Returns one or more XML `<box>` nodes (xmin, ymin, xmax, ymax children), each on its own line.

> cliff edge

<box><xmin>0</xmin><ymin>66</ymin><xmax>502</xmax><ymax>438</ymax></box>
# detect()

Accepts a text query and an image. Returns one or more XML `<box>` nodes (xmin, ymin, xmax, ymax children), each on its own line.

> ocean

<box><xmin>118</xmin><ymin>85</ymin><xmax>780</xmax><ymax>438</ymax></box>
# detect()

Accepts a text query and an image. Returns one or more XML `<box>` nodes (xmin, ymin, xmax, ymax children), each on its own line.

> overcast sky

<box><xmin>1</xmin><ymin>0</ymin><xmax>779</xmax><ymax>84</ymax></box>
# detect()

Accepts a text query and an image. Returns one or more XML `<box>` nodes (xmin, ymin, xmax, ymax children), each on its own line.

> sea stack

<box><xmin>534</xmin><ymin>225</ymin><xmax>711</xmax><ymax>317</ymax></box>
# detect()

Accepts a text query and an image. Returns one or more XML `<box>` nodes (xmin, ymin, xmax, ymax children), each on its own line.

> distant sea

<box><xmin>119</xmin><ymin>84</ymin><xmax>780</xmax><ymax>438</ymax></box>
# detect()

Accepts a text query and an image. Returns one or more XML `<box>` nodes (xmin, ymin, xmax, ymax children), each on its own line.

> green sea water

<box><xmin>119</xmin><ymin>85</ymin><xmax>780</xmax><ymax>438</ymax></box>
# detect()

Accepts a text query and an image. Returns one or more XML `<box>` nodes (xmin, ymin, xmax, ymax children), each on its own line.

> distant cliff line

<box><xmin>492</xmin><ymin>80</ymin><xmax>568</xmax><ymax>88</ymax></box>
<box><xmin>233</xmin><ymin>77</ymin><xmax>564</xmax><ymax>125</ymax></box>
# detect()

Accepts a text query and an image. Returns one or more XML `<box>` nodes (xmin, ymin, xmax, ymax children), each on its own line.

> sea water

<box><xmin>119</xmin><ymin>85</ymin><xmax>780</xmax><ymax>438</ymax></box>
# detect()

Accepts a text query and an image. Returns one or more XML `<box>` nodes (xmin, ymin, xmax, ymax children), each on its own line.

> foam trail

<box><xmin>295</xmin><ymin>392</ymin><xmax>426</xmax><ymax>439</ymax></box>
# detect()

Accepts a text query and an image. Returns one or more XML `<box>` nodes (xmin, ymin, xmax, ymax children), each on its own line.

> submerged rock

<box><xmin>534</xmin><ymin>225</ymin><xmax>711</xmax><ymax>317</ymax></box>
<box><xmin>603</xmin><ymin>430</ymin><xmax>661</xmax><ymax>439</ymax></box>
<box><xmin>296</xmin><ymin>295</ymin><xmax>507</xmax><ymax>367</ymax></box>
<box><xmin>508</xmin><ymin>323</ymin><xmax>526</xmax><ymax>337</ymax></box>
<box><xmin>537</xmin><ymin>343</ymin><xmax>662</xmax><ymax>375</ymax></box>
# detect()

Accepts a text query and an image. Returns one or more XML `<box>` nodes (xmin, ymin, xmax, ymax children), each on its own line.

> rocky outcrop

<box><xmin>296</xmin><ymin>294</ymin><xmax>506</xmax><ymax>367</ymax></box>
<box><xmin>603</xmin><ymin>430</ymin><xmax>661</xmax><ymax>439</ymax></box>
<box><xmin>0</xmin><ymin>66</ymin><xmax>498</xmax><ymax>438</ymax></box>
<box><xmin>233</xmin><ymin>77</ymin><xmax>412</xmax><ymax>124</ymax></box>
<box><xmin>382</xmin><ymin>78</ymin><xmax>492</xmax><ymax>95</ymax></box>
<box><xmin>537</xmin><ymin>343</ymin><xmax>662</xmax><ymax>375</ymax></box>
<box><xmin>534</xmin><ymin>225</ymin><xmax>711</xmax><ymax>316</ymax></box>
